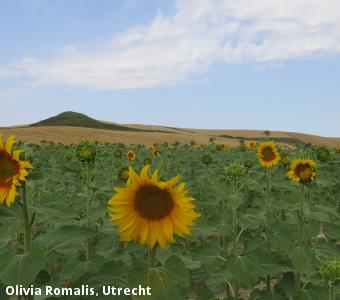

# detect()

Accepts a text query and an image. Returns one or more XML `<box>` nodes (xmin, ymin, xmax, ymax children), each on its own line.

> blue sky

<box><xmin>1</xmin><ymin>0</ymin><xmax>340</xmax><ymax>137</ymax></box>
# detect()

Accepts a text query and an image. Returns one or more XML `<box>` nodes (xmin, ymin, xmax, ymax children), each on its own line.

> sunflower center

<box><xmin>134</xmin><ymin>185</ymin><xmax>174</xmax><ymax>220</ymax></box>
<box><xmin>0</xmin><ymin>150</ymin><xmax>19</xmax><ymax>182</ymax></box>
<box><xmin>295</xmin><ymin>163</ymin><xmax>313</xmax><ymax>181</ymax></box>
<box><xmin>261</xmin><ymin>146</ymin><xmax>275</xmax><ymax>161</ymax></box>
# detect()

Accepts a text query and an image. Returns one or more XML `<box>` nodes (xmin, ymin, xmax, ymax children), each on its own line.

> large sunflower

<box><xmin>287</xmin><ymin>159</ymin><xmax>316</xmax><ymax>183</ymax></box>
<box><xmin>0</xmin><ymin>134</ymin><xmax>32</xmax><ymax>206</ymax></box>
<box><xmin>108</xmin><ymin>165</ymin><xmax>200</xmax><ymax>248</ymax></box>
<box><xmin>257</xmin><ymin>141</ymin><xmax>281</xmax><ymax>168</ymax></box>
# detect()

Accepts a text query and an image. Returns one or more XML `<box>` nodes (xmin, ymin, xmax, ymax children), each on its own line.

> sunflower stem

<box><xmin>329</xmin><ymin>283</ymin><xmax>335</xmax><ymax>300</ymax></box>
<box><xmin>85</xmin><ymin>163</ymin><xmax>94</xmax><ymax>261</ymax></box>
<box><xmin>296</xmin><ymin>185</ymin><xmax>305</xmax><ymax>294</ymax></box>
<box><xmin>21</xmin><ymin>182</ymin><xmax>32</xmax><ymax>254</ymax></box>
<box><xmin>148</xmin><ymin>246</ymin><xmax>157</xmax><ymax>269</ymax></box>
<box><xmin>265</xmin><ymin>167</ymin><xmax>272</xmax><ymax>292</ymax></box>
<box><xmin>232</xmin><ymin>207</ymin><xmax>238</xmax><ymax>257</ymax></box>
<box><xmin>221</xmin><ymin>197</ymin><xmax>226</xmax><ymax>249</ymax></box>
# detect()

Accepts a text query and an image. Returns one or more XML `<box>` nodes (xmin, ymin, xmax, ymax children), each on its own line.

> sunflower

<box><xmin>257</xmin><ymin>141</ymin><xmax>281</xmax><ymax>168</ymax></box>
<box><xmin>152</xmin><ymin>148</ymin><xmax>160</xmax><ymax>157</ymax></box>
<box><xmin>217</xmin><ymin>144</ymin><xmax>229</xmax><ymax>151</ymax></box>
<box><xmin>287</xmin><ymin>159</ymin><xmax>316</xmax><ymax>183</ymax></box>
<box><xmin>127</xmin><ymin>150</ymin><xmax>136</xmax><ymax>161</ymax></box>
<box><xmin>245</xmin><ymin>140</ymin><xmax>257</xmax><ymax>149</ymax></box>
<box><xmin>114</xmin><ymin>149</ymin><xmax>122</xmax><ymax>158</ymax></box>
<box><xmin>202</xmin><ymin>154</ymin><xmax>212</xmax><ymax>165</ymax></box>
<box><xmin>281</xmin><ymin>155</ymin><xmax>290</xmax><ymax>167</ymax></box>
<box><xmin>118</xmin><ymin>167</ymin><xmax>130</xmax><ymax>182</ymax></box>
<box><xmin>108</xmin><ymin>165</ymin><xmax>200</xmax><ymax>248</ymax></box>
<box><xmin>0</xmin><ymin>134</ymin><xmax>32</xmax><ymax>206</ymax></box>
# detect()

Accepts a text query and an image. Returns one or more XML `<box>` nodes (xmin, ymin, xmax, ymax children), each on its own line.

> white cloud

<box><xmin>1</xmin><ymin>0</ymin><xmax>340</xmax><ymax>89</ymax></box>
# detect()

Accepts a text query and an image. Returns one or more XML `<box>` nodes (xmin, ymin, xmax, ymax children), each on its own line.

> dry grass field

<box><xmin>1</xmin><ymin>123</ymin><xmax>340</xmax><ymax>147</ymax></box>
<box><xmin>0</xmin><ymin>111</ymin><xmax>339</xmax><ymax>146</ymax></box>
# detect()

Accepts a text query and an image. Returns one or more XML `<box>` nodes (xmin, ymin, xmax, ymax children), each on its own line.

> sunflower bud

<box><xmin>202</xmin><ymin>154</ymin><xmax>212</xmax><ymax>165</ymax></box>
<box><xmin>224</xmin><ymin>162</ymin><xmax>245</xmax><ymax>180</ymax></box>
<box><xmin>76</xmin><ymin>142</ymin><xmax>96</xmax><ymax>163</ymax></box>
<box><xmin>114</xmin><ymin>149</ymin><xmax>122</xmax><ymax>158</ymax></box>
<box><xmin>315</xmin><ymin>146</ymin><xmax>331</xmax><ymax>162</ymax></box>
<box><xmin>118</xmin><ymin>167</ymin><xmax>130</xmax><ymax>181</ymax></box>
<box><xmin>320</xmin><ymin>259</ymin><xmax>340</xmax><ymax>283</ymax></box>
<box><xmin>244</xmin><ymin>159</ymin><xmax>253</xmax><ymax>170</ymax></box>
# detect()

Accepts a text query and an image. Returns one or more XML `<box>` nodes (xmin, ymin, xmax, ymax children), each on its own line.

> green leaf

<box><xmin>129</xmin><ymin>267</ymin><xmax>184</xmax><ymax>300</ymax></box>
<box><xmin>251</xmin><ymin>290</ymin><xmax>286</xmax><ymax>300</ymax></box>
<box><xmin>287</xmin><ymin>246</ymin><xmax>314</xmax><ymax>274</ymax></box>
<box><xmin>37</xmin><ymin>225</ymin><xmax>89</xmax><ymax>255</ymax></box>
<box><xmin>256</xmin><ymin>251</ymin><xmax>283</xmax><ymax>276</ymax></box>
<box><xmin>164</xmin><ymin>255</ymin><xmax>190</xmax><ymax>288</ymax></box>
<box><xmin>225</xmin><ymin>254</ymin><xmax>259</xmax><ymax>287</ymax></box>
<box><xmin>191</xmin><ymin>242</ymin><xmax>225</xmax><ymax>268</ymax></box>
<box><xmin>0</xmin><ymin>247</ymin><xmax>46</xmax><ymax>287</ymax></box>
<box><xmin>280</xmin><ymin>271</ymin><xmax>295</xmax><ymax>298</ymax></box>
<box><xmin>298</xmin><ymin>286</ymin><xmax>328</xmax><ymax>300</ymax></box>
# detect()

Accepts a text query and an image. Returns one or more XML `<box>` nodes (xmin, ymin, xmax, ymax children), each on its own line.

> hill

<box><xmin>30</xmin><ymin>111</ymin><xmax>164</xmax><ymax>133</ymax></box>
<box><xmin>0</xmin><ymin>112</ymin><xmax>339</xmax><ymax>147</ymax></box>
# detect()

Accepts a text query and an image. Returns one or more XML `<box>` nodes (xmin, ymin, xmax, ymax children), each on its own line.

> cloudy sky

<box><xmin>1</xmin><ymin>0</ymin><xmax>340</xmax><ymax>136</ymax></box>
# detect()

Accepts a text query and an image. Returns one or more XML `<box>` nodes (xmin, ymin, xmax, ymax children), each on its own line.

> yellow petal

<box><xmin>139</xmin><ymin>219</ymin><xmax>149</xmax><ymax>245</ymax></box>
<box><xmin>19</xmin><ymin>161</ymin><xmax>32</xmax><ymax>169</ymax></box>
<box><xmin>0</xmin><ymin>188</ymin><xmax>7</xmax><ymax>204</ymax></box>
<box><xmin>0</xmin><ymin>133</ymin><xmax>3</xmax><ymax>148</ymax></box>
<box><xmin>117</xmin><ymin>212</ymin><xmax>137</xmax><ymax>233</ymax></box>
<box><xmin>161</xmin><ymin>217</ymin><xmax>175</xmax><ymax>243</ymax></box>
<box><xmin>13</xmin><ymin>150</ymin><xmax>22</xmax><ymax>161</ymax></box>
<box><xmin>6</xmin><ymin>185</ymin><xmax>17</xmax><ymax>207</ymax></box>
<box><xmin>165</xmin><ymin>174</ymin><xmax>180</xmax><ymax>187</ymax></box>
<box><xmin>141</xmin><ymin>165</ymin><xmax>150</xmax><ymax>181</ymax></box>
<box><xmin>146</xmin><ymin>224</ymin><xmax>157</xmax><ymax>248</ymax></box>
<box><xmin>5</xmin><ymin>135</ymin><xmax>15</xmax><ymax>154</ymax></box>
<box><xmin>175</xmin><ymin>182</ymin><xmax>186</xmax><ymax>192</ymax></box>
<box><xmin>151</xmin><ymin>170</ymin><xmax>159</xmax><ymax>184</ymax></box>
<box><xmin>128</xmin><ymin>166</ymin><xmax>142</xmax><ymax>185</ymax></box>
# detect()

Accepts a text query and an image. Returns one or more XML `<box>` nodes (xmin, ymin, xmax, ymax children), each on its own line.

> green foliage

<box><xmin>0</xmin><ymin>141</ymin><xmax>339</xmax><ymax>299</ymax></box>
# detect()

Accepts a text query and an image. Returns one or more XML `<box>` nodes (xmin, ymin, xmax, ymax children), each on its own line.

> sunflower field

<box><xmin>0</xmin><ymin>134</ymin><xmax>339</xmax><ymax>300</ymax></box>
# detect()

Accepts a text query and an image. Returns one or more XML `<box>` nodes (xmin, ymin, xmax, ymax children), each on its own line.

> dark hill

<box><xmin>31</xmin><ymin>111</ymin><xmax>171</xmax><ymax>133</ymax></box>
